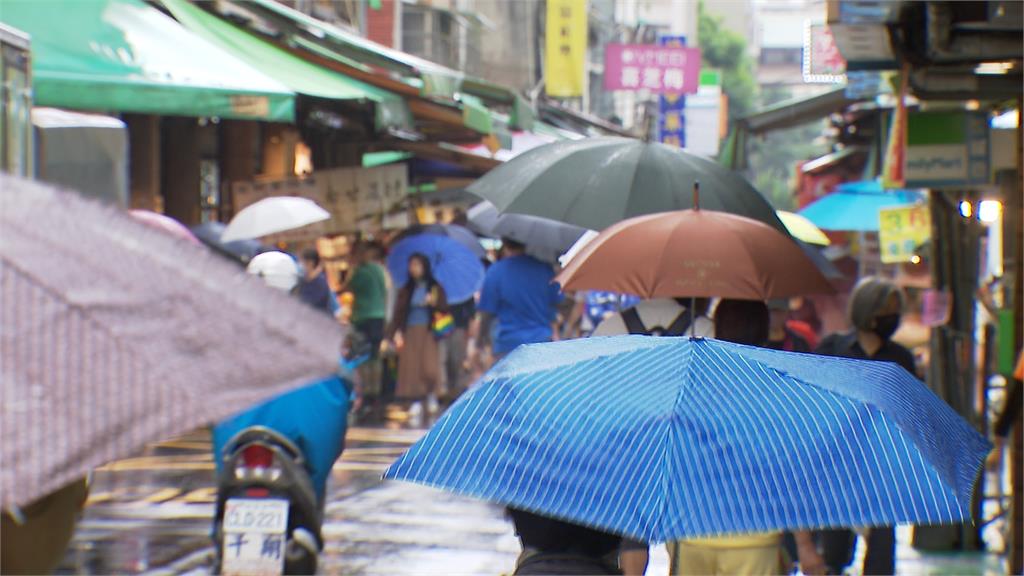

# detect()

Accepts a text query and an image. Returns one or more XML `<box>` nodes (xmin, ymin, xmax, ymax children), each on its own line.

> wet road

<box><xmin>58</xmin><ymin>423</ymin><xmax>1003</xmax><ymax>575</ymax></box>
<box><xmin>58</xmin><ymin>425</ymin><xmax>529</xmax><ymax>575</ymax></box>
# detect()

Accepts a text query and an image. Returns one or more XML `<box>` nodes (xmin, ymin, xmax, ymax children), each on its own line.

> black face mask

<box><xmin>873</xmin><ymin>314</ymin><xmax>901</xmax><ymax>341</ymax></box>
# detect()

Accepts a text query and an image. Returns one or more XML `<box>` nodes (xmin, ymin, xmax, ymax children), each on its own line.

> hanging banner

<box><xmin>881</xmin><ymin>65</ymin><xmax>908</xmax><ymax>188</ymax></box>
<box><xmin>657</xmin><ymin>35</ymin><xmax>687</xmax><ymax>149</ymax></box>
<box><xmin>545</xmin><ymin>0</ymin><xmax>587</xmax><ymax>98</ymax></box>
<box><xmin>604</xmin><ymin>44</ymin><xmax>702</xmax><ymax>93</ymax></box>
<box><xmin>878</xmin><ymin>204</ymin><xmax>930</xmax><ymax>264</ymax></box>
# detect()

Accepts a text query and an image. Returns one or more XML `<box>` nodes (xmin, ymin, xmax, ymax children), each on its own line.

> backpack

<box><xmin>621</xmin><ymin>306</ymin><xmax>692</xmax><ymax>337</ymax></box>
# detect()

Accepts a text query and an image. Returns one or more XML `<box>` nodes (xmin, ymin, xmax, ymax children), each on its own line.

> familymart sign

<box><xmin>905</xmin><ymin>111</ymin><xmax>990</xmax><ymax>188</ymax></box>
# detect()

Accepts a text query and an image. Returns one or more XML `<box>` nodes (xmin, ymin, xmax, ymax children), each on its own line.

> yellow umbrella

<box><xmin>777</xmin><ymin>210</ymin><xmax>831</xmax><ymax>246</ymax></box>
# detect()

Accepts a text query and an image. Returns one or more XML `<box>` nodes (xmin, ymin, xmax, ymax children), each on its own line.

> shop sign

<box><xmin>657</xmin><ymin>35</ymin><xmax>687</xmax><ymax>148</ymax></box>
<box><xmin>544</xmin><ymin>0</ymin><xmax>587</xmax><ymax>98</ymax></box>
<box><xmin>905</xmin><ymin>111</ymin><xmax>990</xmax><ymax>188</ymax></box>
<box><xmin>604</xmin><ymin>44</ymin><xmax>701</xmax><ymax>94</ymax></box>
<box><xmin>803</xmin><ymin>24</ymin><xmax>846</xmax><ymax>83</ymax></box>
<box><xmin>878</xmin><ymin>204</ymin><xmax>930</xmax><ymax>264</ymax></box>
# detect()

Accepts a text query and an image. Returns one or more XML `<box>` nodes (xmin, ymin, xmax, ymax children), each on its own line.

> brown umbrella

<box><xmin>556</xmin><ymin>206</ymin><xmax>834</xmax><ymax>300</ymax></box>
<box><xmin>0</xmin><ymin>176</ymin><xmax>342</xmax><ymax>509</ymax></box>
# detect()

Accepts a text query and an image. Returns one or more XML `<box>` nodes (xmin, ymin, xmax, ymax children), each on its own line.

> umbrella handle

<box><xmin>693</xmin><ymin>181</ymin><xmax>700</xmax><ymax>211</ymax></box>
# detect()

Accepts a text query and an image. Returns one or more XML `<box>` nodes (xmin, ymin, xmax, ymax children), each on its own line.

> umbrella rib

<box><xmin>653</xmin><ymin>339</ymin><xmax>699</xmax><ymax>539</ymax></box>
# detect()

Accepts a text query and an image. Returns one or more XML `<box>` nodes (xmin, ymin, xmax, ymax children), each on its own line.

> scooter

<box><xmin>213</xmin><ymin>427</ymin><xmax>322</xmax><ymax>575</ymax></box>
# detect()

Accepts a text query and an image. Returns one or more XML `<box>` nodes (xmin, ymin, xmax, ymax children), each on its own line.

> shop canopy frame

<box><xmin>161</xmin><ymin>0</ymin><xmax>412</xmax><ymax>131</ymax></box>
<box><xmin>225</xmin><ymin>0</ymin><xmax>537</xmax><ymax>131</ymax></box>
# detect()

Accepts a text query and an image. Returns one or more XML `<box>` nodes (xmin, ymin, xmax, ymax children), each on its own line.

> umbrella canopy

<box><xmin>391</xmin><ymin>223</ymin><xmax>486</xmax><ymax>259</ymax></box>
<box><xmin>387</xmin><ymin>233</ymin><xmax>485</xmax><ymax>304</ymax></box>
<box><xmin>799</xmin><ymin>181</ymin><xmax>923</xmax><ymax>232</ymax></box>
<box><xmin>385</xmin><ymin>336</ymin><xmax>990</xmax><ymax>542</ymax></box>
<box><xmin>0</xmin><ymin>176</ymin><xmax>343</xmax><ymax>509</ymax></box>
<box><xmin>128</xmin><ymin>210</ymin><xmax>201</xmax><ymax>245</ymax></box>
<box><xmin>777</xmin><ymin>210</ymin><xmax>830</xmax><ymax>246</ymax></box>
<box><xmin>467</xmin><ymin>201</ymin><xmax>589</xmax><ymax>264</ymax></box>
<box><xmin>465</xmin><ymin>137</ymin><xmax>786</xmax><ymax>233</ymax></box>
<box><xmin>556</xmin><ymin>209</ymin><xmax>834</xmax><ymax>300</ymax></box>
<box><xmin>190</xmin><ymin>222</ymin><xmax>268</xmax><ymax>265</ymax></box>
<box><xmin>221</xmin><ymin>196</ymin><xmax>330</xmax><ymax>242</ymax></box>
<box><xmin>797</xmin><ymin>240</ymin><xmax>844</xmax><ymax>281</ymax></box>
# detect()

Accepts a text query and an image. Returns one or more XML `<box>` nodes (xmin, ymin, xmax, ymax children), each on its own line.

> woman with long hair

<box><xmin>386</xmin><ymin>253</ymin><xmax>448</xmax><ymax>421</ymax></box>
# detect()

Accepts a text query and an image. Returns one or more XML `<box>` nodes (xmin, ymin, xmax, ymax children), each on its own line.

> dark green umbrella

<box><xmin>466</xmin><ymin>137</ymin><xmax>786</xmax><ymax>233</ymax></box>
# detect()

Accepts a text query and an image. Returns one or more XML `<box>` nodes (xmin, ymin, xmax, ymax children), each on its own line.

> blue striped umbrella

<box><xmin>385</xmin><ymin>336</ymin><xmax>990</xmax><ymax>542</ymax></box>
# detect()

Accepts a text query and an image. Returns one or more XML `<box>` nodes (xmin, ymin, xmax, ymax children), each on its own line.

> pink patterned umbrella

<box><xmin>128</xmin><ymin>209</ymin><xmax>201</xmax><ymax>245</ymax></box>
<box><xmin>0</xmin><ymin>176</ymin><xmax>342</xmax><ymax>509</ymax></box>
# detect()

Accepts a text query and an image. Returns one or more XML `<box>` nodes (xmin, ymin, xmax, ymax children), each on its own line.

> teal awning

<box><xmin>363</xmin><ymin>151</ymin><xmax>413</xmax><ymax>168</ymax></box>
<box><xmin>0</xmin><ymin>0</ymin><xmax>294</xmax><ymax>120</ymax></box>
<box><xmin>161</xmin><ymin>0</ymin><xmax>411</xmax><ymax>130</ymax></box>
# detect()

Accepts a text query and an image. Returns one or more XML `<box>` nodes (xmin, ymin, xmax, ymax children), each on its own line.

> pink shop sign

<box><xmin>603</xmin><ymin>44</ymin><xmax>701</xmax><ymax>94</ymax></box>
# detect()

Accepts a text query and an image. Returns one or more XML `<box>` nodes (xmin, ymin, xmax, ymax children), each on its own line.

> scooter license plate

<box><xmin>221</xmin><ymin>498</ymin><xmax>290</xmax><ymax>576</ymax></box>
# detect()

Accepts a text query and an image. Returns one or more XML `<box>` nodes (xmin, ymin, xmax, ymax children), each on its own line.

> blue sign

<box><xmin>657</xmin><ymin>35</ymin><xmax>686</xmax><ymax>148</ymax></box>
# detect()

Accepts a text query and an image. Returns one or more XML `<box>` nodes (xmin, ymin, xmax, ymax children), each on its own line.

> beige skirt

<box><xmin>396</xmin><ymin>324</ymin><xmax>440</xmax><ymax>400</ymax></box>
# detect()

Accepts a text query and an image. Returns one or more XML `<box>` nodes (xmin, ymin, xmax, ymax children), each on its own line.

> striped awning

<box><xmin>385</xmin><ymin>336</ymin><xmax>989</xmax><ymax>542</ymax></box>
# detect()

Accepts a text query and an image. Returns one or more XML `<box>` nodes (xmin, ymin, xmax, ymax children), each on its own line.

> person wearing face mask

<box><xmin>812</xmin><ymin>276</ymin><xmax>914</xmax><ymax>575</ymax></box>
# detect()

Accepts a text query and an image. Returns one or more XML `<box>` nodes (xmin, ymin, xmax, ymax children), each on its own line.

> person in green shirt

<box><xmin>345</xmin><ymin>242</ymin><xmax>389</xmax><ymax>415</ymax></box>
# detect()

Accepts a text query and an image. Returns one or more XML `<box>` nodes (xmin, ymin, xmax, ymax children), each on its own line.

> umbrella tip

<box><xmin>693</xmin><ymin>181</ymin><xmax>700</xmax><ymax>211</ymax></box>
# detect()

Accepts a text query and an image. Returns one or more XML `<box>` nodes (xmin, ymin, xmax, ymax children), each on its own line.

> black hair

<box><xmin>714</xmin><ymin>299</ymin><xmax>769</xmax><ymax>346</ymax></box>
<box><xmin>406</xmin><ymin>252</ymin><xmax>436</xmax><ymax>288</ymax></box>
<box><xmin>502</xmin><ymin>238</ymin><xmax>526</xmax><ymax>252</ymax></box>
<box><xmin>301</xmin><ymin>248</ymin><xmax>321</xmax><ymax>268</ymax></box>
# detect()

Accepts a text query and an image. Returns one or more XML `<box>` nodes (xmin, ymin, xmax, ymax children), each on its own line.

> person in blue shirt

<box><xmin>476</xmin><ymin>238</ymin><xmax>563</xmax><ymax>361</ymax></box>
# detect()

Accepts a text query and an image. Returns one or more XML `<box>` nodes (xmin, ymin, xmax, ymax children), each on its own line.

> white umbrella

<box><xmin>222</xmin><ymin>196</ymin><xmax>330</xmax><ymax>242</ymax></box>
<box><xmin>558</xmin><ymin>229</ymin><xmax>599</xmax><ymax>267</ymax></box>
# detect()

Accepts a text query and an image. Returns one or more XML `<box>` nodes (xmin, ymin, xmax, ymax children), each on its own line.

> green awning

<box><xmin>363</xmin><ymin>151</ymin><xmax>413</xmax><ymax>168</ymax></box>
<box><xmin>161</xmin><ymin>0</ymin><xmax>411</xmax><ymax>130</ymax></box>
<box><xmin>459</xmin><ymin>94</ymin><xmax>493</xmax><ymax>134</ymax></box>
<box><xmin>247</xmin><ymin>0</ymin><xmax>463</xmax><ymax>99</ymax></box>
<box><xmin>0</xmin><ymin>0</ymin><xmax>294</xmax><ymax>120</ymax></box>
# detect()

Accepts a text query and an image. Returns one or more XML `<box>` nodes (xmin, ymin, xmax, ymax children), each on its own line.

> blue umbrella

<box><xmin>800</xmin><ymin>181</ymin><xmax>923</xmax><ymax>232</ymax></box>
<box><xmin>387</xmin><ymin>233</ymin><xmax>485</xmax><ymax>304</ymax></box>
<box><xmin>385</xmin><ymin>336</ymin><xmax>989</xmax><ymax>542</ymax></box>
<box><xmin>391</xmin><ymin>223</ymin><xmax>486</xmax><ymax>259</ymax></box>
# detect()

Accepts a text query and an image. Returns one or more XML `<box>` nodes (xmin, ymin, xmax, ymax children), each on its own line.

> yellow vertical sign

<box><xmin>545</xmin><ymin>0</ymin><xmax>587</xmax><ymax>98</ymax></box>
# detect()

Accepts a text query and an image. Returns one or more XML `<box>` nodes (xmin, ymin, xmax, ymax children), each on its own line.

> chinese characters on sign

<box><xmin>544</xmin><ymin>0</ymin><xmax>587</xmax><ymax>97</ymax></box>
<box><xmin>604</xmin><ymin>44</ymin><xmax>701</xmax><ymax>94</ymax></box>
<box><xmin>657</xmin><ymin>35</ymin><xmax>687</xmax><ymax>148</ymax></box>
<box><xmin>878</xmin><ymin>204</ymin><xmax>931</xmax><ymax>264</ymax></box>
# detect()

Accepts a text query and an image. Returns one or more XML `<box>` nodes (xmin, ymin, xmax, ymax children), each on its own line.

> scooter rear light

<box><xmin>245</xmin><ymin>488</ymin><xmax>271</xmax><ymax>497</ymax></box>
<box><xmin>241</xmin><ymin>445</ymin><xmax>274</xmax><ymax>469</ymax></box>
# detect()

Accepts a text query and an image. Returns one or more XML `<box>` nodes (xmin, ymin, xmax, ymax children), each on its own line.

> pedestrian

<box><xmin>474</xmin><ymin>238</ymin><xmax>562</xmax><ymax>362</ymax></box>
<box><xmin>766</xmin><ymin>299</ymin><xmax>811</xmax><ymax>352</ymax></box>
<box><xmin>344</xmin><ymin>242</ymin><xmax>390</xmax><ymax>416</ymax></box>
<box><xmin>668</xmin><ymin>299</ymin><xmax>825</xmax><ymax>576</ymax></box>
<box><xmin>593</xmin><ymin>297</ymin><xmax>713</xmax><ymax>337</ymax></box>
<box><xmin>813</xmin><ymin>276</ymin><xmax>915</xmax><ymax>575</ymax></box>
<box><xmin>297</xmin><ymin>248</ymin><xmax>341</xmax><ymax>317</ymax></box>
<box><xmin>442</xmin><ymin>297</ymin><xmax>475</xmax><ymax>402</ymax></box>
<box><xmin>386</xmin><ymin>253</ymin><xmax>448</xmax><ymax>421</ymax></box>
<box><xmin>508</xmin><ymin>507</ymin><xmax>648</xmax><ymax>575</ymax></box>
